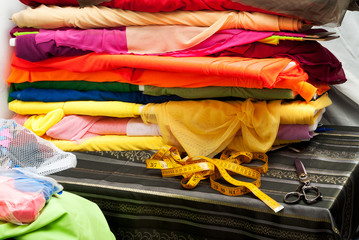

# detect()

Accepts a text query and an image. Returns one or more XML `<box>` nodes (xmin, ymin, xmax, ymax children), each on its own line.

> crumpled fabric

<box><xmin>140</xmin><ymin>93</ymin><xmax>331</xmax><ymax>157</ymax></box>
<box><xmin>11</xmin><ymin>5</ymin><xmax>307</xmax><ymax>32</ymax></box>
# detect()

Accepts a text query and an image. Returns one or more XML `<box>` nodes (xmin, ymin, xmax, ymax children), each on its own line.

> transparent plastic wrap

<box><xmin>0</xmin><ymin>119</ymin><xmax>76</xmax><ymax>175</ymax></box>
<box><xmin>0</xmin><ymin>168</ymin><xmax>63</xmax><ymax>224</ymax></box>
<box><xmin>233</xmin><ymin>0</ymin><xmax>354</xmax><ymax>26</ymax></box>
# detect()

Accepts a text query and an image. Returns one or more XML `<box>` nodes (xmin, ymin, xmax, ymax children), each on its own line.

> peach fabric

<box><xmin>12</xmin><ymin>5</ymin><xmax>306</xmax><ymax>32</ymax></box>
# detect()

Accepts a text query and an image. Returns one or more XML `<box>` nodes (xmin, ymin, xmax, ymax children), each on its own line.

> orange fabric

<box><xmin>8</xmin><ymin>65</ymin><xmax>321</xmax><ymax>101</ymax></box>
<box><xmin>12</xmin><ymin>53</ymin><xmax>296</xmax><ymax>88</ymax></box>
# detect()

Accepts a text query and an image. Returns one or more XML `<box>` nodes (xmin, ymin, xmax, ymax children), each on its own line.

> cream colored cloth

<box><xmin>8</xmin><ymin>100</ymin><xmax>142</xmax><ymax>118</ymax></box>
<box><xmin>12</xmin><ymin>5</ymin><xmax>306</xmax><ymax>32</ymax></box>
<box><xmin>140</xmin><ymin>93</ymin><xmax>331</xmax><ymax>157</ymax></box>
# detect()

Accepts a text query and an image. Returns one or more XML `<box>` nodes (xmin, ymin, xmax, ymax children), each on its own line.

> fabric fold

<box><xmin>7</xmin><ymin>66</ymin><xmax>317</xmax><ymax>102</ymax></box>
<box><xmin>8</xmin><ymin>100</ymin><xmax>142</xmax><ymax>118</ymax></box>
<box><xmin>12</xmin><ymin>5</ymin><xmax>307</xmax><ymax>32</ymax></box>
<box><xmin>10</xmin><ymin>53</ymin><xmax>301</xmax><ymax>89</ymax></box>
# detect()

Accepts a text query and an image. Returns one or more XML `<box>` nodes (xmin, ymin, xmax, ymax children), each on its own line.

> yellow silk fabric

<box><xmin>141</xmin><ymin>93</ymin><xmax>331</xmax><ymax>157</ymax></box>
<box><xmin>47</xmin><ymin>135</ymin><xmax>165</xmax><ymax>152</ymax></box>
<box><xmin>9</xmin><ymin>100</ymin><xmax>142</xmax><ymax>118</ymax></box>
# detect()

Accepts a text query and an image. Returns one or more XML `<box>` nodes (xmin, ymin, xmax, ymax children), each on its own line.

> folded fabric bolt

<box><xmin>12</xmin><ymin>31</ymin><xmax>345</xmax><ymax>87</ymax></box>
<box><xmin>17</xmin><ymin>0</ymin><xmax>349</xmax><ymax>26</ymax></box>
<box><xmin>47</xmin><ymin>135</ymin><xmax>165</xmax><ymax>152</ymax></box>
<box><xmin>9</xmin><ymin>88</ymin><xmax>186</xmax><ymax>103</ymax></box>
<box><xmin>8</xmin><ymin>100</ymin><xmax>142</xmax><ymax>118</ymax></box>
<box><xmin>46</xmin><ymin>115</ymin><xmax>128</xmax><ymax>140</ymax></box>
<box><xmin>11</xmin><ymin>5</ymin><xmax>306</xmax><ymax>31</ymax></box>
<box><xmin>10</xmin><ymin>83</ymin><xmax>296</xmax><ymax>101</ymax></box>
<box><xmin>7</xmin><ymin>66</ymin><xmax>318</xmax><ymax>102</ymax></box>
<box><xmin>13</xmin><ymin>27</ymin><xmax>310</xmax><ymax>61</ymax></box>
<box><xmin>10</xmin><ymin>53</ymin><xmax>303</xmax><ymax>90</ymax></box>
<box><xmin>17</xmin><ymin>0</ymin><xmax>274</xmax><ymax>14</ymax></box>
<box><xmin>11</xmin><ymin>81</ymin><xmax>140</xmax><ymax>93</ymax></box>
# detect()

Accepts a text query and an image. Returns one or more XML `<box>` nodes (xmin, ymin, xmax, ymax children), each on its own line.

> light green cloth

<box><xmin>0</xmin><ymin>191</ymin><xmax>115</xmax><ymax>240</ymax></box>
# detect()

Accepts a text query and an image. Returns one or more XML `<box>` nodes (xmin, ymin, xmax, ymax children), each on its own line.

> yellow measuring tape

<box><xmin>146</xmin><ymin>145</ymin><xmax>284</xmax><ymax>213</ymax></box>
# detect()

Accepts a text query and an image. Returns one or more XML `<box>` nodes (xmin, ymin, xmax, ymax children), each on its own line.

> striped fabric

<box><xmin>51</xmin><ymin>125</ymin><xmax>359</xmax><ymax>240</ymax></box>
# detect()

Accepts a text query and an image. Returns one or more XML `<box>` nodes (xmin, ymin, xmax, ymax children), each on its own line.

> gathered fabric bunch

<box><xmin>7</xmin><ymin>0</ymin><xmax>349</xmax><ymax>158</ymax></box>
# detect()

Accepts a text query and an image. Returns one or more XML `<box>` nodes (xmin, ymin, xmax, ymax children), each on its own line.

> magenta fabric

<box><xmin>276</xmin><ymin>124</ymin><xmax>313</xmax><ymax>140</ymax></box>
<box><xmin>18</xmin><ymin>0</ymin><xmax>272</xmax><ymax>15</ymax></box>
<box><xmin>36</xmin><ymin>28</ymin><xmax>128</xmax><ymax>54</ymax></box>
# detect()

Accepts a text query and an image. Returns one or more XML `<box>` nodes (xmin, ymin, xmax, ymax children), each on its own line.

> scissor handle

<box><xmin>301</xmin><ymin>185</ymin><xmax>322</xmax><ymax>204</ymax></box>
<box><xmin>283</xmin><ymin>191</ymin><xmax>302</xmax><ymax>204</ymax></box>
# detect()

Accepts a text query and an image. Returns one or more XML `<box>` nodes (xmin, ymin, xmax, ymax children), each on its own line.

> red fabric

<box><xmin>18</xmin><ymin>0</ymin><xmax>272</xmax><ymax>14</ymax></box>
<box><xmin>0</xmin><ymin>176</ymin><xmax>46</xmax><ymax>224</ymax></box>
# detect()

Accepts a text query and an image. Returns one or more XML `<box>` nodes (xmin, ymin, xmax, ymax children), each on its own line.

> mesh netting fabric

<box><xmin>0</xmin><ymin>119</ymin><xmax>76</xmax><ymax>175</ymax></box>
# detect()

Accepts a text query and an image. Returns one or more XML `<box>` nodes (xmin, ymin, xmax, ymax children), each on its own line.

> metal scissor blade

<box><xmin>294</xmin><ymin>158</ymin><xmax>309</xmax><ymax>182</ymax></box>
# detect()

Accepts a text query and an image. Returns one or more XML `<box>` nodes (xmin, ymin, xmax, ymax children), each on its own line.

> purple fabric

<box><xmin>276</xmin><ymin>124</ymin><xmax>314</xmax><ymax>140</ymax></box>
<box><xmin>15</xmin><ymin>34</ymin><xmax>91</xmax><ymax>62</ymax></box>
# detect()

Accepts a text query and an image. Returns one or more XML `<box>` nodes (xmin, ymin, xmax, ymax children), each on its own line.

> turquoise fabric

<box><xmin>0</xmin><ymin>191</ymin><xmax>115</xmax><ymax>240</ymax></box>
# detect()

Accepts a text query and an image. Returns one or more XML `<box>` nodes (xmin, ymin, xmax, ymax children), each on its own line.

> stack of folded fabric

<box><xmin>6</xmin><ymin>0</ymin><xmax>349</xmax><ymax>158</ymax></box>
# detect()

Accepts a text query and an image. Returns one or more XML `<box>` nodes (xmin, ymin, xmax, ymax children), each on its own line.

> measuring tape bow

<box><xmin>146</xmin><ymin>145</ymin><xmax>284</xmax><ymax>213</ymax></box>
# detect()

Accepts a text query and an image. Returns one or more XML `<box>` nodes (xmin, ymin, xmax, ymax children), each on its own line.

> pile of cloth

<box><xmin>6</xmin><ymin>0</ymin><xmax>351</xmax><ymax>158</ymax></box>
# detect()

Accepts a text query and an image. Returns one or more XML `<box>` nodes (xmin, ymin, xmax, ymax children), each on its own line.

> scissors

<box><xmin>283</xmin><ymin>158</ymin><xmax>322</xmax><ymax>204</ymax></box>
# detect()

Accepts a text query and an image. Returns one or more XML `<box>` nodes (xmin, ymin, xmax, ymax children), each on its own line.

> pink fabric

<box><xmin>276</xmin><ymin>124</ymin><xmax>313</xmax><ymax>140</ymax></box>
<box><xmin>0</xmin><ymin>176</ymin><xmax>46</xmax><ymax>224</ymax></box>
<box><xmin>88</xmin><ymin>117</ymin><xmax>130</xmax><ymax>135</ymax></box>
<box><xmin>12</xmin><ymin>114</ymin><xmax>30</xmax><ymax>126</ymax></box>
<box><xmin>126</xmin><ymin>118</ymin><xmax>161</xmax><ymax>136</ymax></box>
<box><xmin>46</xmin><ymin>115</ymin><xmax>102</xmax><ymax>141</ymax></box>
<box><xmin>34</xmin><ymin>28</ymin><xmax>310</xmax><ymax>56</ymax></box>
<box><xmin>35</xmin><ymin>28</ymin><xmax>274</xmax><ymax>55</ymax></box>
<box><xmin>36</xmin><ymin>28</ymin><xmax>128</xmax><ymax>54</ymax></box>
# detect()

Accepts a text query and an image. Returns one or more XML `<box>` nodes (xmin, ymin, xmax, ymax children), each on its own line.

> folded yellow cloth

<box><xmin>47</xmin><ymin>135</ymin><xmax>165</xmax><ymax>152</ymax></box>
<box><xmin>24</xmin><ymin>109</ymin><xmax>65</xmax><ymax>136</ymax></box>
<box><xmin>9</xmin><ymin>100</ymin><xmax>142</xmax><ymax>118</ymax></box>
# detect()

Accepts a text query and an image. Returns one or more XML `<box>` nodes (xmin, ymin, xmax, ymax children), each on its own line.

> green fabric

<box><xmin>0</xmin><ymin>191</ymin><xmax>115</xmax><ymax>240</ymax></box>
<box><xmin>143</xmin><ymin>85</ymin><xmax>295</xmax><ymax>100</ymax></box>
<box><xmin>13</xmin><ymin>31</ymin><xmax>39</xmax><ymax>37</ymax></box>
<box><xmin>11</xmin><ymin>81</ymin><xmax>140</xmax><ymax>93</ymax></box>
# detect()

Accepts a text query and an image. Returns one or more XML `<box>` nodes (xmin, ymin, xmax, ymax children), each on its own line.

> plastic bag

<box><xmin>0</xmin><ymin>119</ymin><xmax>76</xmax><ymax>175</ymax></box>
<box><xmin>0</xmin><ymin>168</ymin><xmax>63</xmax><ymax>224</ymax></box>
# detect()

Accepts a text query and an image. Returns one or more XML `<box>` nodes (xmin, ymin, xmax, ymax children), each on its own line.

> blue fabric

<box><xmin>9</xmin><ymin>88</ymin><xmax>187</xmax><ymax>104</ymax></box>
